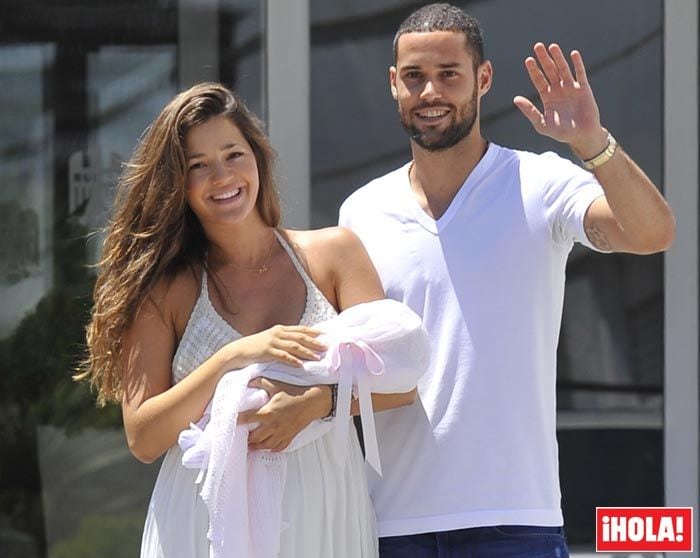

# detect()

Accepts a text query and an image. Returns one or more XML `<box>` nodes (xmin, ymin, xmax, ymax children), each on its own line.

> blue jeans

<box><xmin>379</xmin><ymin>525</ymin><xmax>569</xmax><ymax>558</ymax></box>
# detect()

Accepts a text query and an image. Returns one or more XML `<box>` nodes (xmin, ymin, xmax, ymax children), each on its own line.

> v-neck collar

<box><xmin>404</xmin><ymin>142</ymin><xmax>499</xmax><ymax>234</ymax></box>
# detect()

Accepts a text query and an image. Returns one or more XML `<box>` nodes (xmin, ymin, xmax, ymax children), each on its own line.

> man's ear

<box><xmin>389</xmin><ymin>66</ymin><xmax>398</xmax><ymax>100</ymax></box>
<box><xmin>478</xmin><ymin>60</ymin><xmax>493</xmax><ymax>97</ymax></box>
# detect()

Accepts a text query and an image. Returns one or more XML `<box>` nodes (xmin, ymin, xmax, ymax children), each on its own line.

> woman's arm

<box><xmin>242</xmin><ymin>227</ymin><xmax>419</xmax><ymax>451</ymax></box>
<box><xmin>121</xmin><ymin>279</ymin><xmax>225</xmax><ymax>463</ymax></box>
<box><xmin>122</xmin><ymin>277</ymin><xmax>327</xmax><ymax>463</ymax></box>
<box><xmin>325</xmin><ymin>226</ymin><xmax>384</xmax><ymax>309</ymax></box>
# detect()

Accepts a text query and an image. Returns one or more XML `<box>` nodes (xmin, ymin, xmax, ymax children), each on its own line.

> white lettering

<box><xmin>611</xmin><ymin>517</ymin><xmax>627</xmax><ymax>542</ymax></box>
<box><xmin>676</xmin><ymin>516</ymin><xmax>684</xmax><ymax>542</ymax></box>
<box><xmin>657</xmin><ymin>517</ymin><xmax>675</xmax><ymax>542</ymax></box>
<box><xmin>628</xmin><ymin>517</ymin><xmax>644</xmax><ymax>542</ymax></box>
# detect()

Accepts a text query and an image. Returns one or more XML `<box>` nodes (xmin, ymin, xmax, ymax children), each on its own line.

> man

<box><xmin>338</xmin><ymin>3</ymin><xmax>675</xmax><ymax>557</ymax></box>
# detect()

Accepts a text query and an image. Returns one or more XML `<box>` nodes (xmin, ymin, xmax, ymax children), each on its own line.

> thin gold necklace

<box><xmin>230</xmin><ymin>230</ymin><xmax>276</xmax><ymax>274</ymax></box>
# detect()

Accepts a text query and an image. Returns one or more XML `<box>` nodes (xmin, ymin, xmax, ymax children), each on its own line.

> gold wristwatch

<box><xmin>581</xmin><ymin>132</ymin><xmax>618</xmax><ymax>170</ymax></box>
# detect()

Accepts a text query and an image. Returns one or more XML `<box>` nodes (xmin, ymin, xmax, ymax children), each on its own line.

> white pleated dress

<box><xmin>140</xmin><ymin>232</ymin><xmax>378</xmax><ymax>558</ymax></box>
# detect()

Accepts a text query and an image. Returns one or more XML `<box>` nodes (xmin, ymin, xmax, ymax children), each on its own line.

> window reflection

<box><xmin>84</xmin><ymin>46</ymin><xmax>177</xmax><ymax>264</ymax></box>
<box><xmin>32</xmin><ymin>45</ymin><xmax>179</xmax><ymax>558</ymax></box>
<box><xmin>0</xmin><ymin>45</ymin><xmax>55</xmax><ymax>338</ymax></box>
<box><xmin>0</xmin><ymin>1</ymin><xmax>264</xmax><ymax>556</ymax></box>
<box><xmin>558</xmin><ymin>250</ymin><xmax>664</xmax><ymax>413</ymax></box>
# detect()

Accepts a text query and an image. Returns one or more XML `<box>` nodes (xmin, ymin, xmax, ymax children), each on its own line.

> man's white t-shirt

<box><xmin>339</xmin><ymin>143</ymin><xmax>606</xmax><ymax>537</ymax></box>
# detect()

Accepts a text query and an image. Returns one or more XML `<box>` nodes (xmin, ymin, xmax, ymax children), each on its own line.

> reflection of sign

<box><xmin>0</xmin><ymin>202</ymin><xmax>39</xmax><ymax>284</ymax></box>
<box><xmin>68</xmin><ymin>148</ymin><xmax>122</xmax><ymax>230</ymax></box>
<box><xmin>69</xmin><ymin>150</ymin><xmax>97</xmax><ymax>217</ymax></box>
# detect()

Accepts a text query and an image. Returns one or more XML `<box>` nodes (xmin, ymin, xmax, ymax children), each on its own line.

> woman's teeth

<box><xmin>212</xmin><ymin>188</ymin><xmax>241</xmax><ymax>201</ymax></box>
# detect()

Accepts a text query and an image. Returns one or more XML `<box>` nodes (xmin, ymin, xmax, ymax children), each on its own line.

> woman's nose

<box><xmin>211</xmin><ymin>160</ymin><xmax>228</xmax><ymax>183</ymax></box>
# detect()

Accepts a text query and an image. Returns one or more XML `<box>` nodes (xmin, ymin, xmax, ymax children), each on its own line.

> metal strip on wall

<box><xmin>265</xmin><ymin>0</ymin><xmax>310</xmax><ymax>229</ymax></box>
<box><xmin>664</xmin><ymin>1</ymin><xmax>699</xmax><ymax>557</ymax></box>
<box><xmin>178</xmin><ymin>0</ymin><xmax>220</xmax><ymax>88</ymax></box>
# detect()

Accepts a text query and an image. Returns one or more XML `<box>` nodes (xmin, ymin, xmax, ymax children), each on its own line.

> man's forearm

<box><xmin>350</xmin><ymin>389</ymin><xmax>417</xmax><ymax>416</ymax></box>
<box><xmin>574</xmin><ymin>129</ymin><xmax>675</xmax><ymax>253</ymax></box>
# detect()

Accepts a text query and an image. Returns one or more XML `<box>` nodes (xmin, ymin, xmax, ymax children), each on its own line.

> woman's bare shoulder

<box><xmin>284</xmin><ymin>227</ymin><xmax>376</xmax><ymax>297</ymax></box>
<box><xmin>281</xmin><ymin>228</ymin><xmax>361</xmax><ymax>307</ymax></box>
<box><xmin>285</xmin><ymin>226</ymin><xmax>363</xmax><ymax>256</ymax></box>
<box><xmin>144</xmin><ymin>265</ymin><xmax>202</xmax><ymax>336</ymax></box>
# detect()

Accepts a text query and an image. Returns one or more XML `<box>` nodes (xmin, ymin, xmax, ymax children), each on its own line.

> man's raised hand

<box><xmin>513</xmin><ymin>43</ymin><xmax>608</xmax><ymax>159</ymax></box>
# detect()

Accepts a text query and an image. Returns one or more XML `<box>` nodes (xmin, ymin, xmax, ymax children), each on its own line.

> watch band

<box><xmin>321</xmin><ymin>383</ymin><xmax>338</xmax><ymax>421</ymax></box>
<box><xmin>581</xmin><ymin>132</ymin><xmax>618</xmax><ymax>170</ymax></box>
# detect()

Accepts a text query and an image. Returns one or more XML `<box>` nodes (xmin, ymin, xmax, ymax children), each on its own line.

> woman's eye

<box><xmin>227</xmin><ymin>151</ymin><xmax>244</xmax><ymax>160</ymax></box>
<box><xmin>188</xmin><ymin>161</ymin><xmax>205</xmax><ymax>171</ymax></box>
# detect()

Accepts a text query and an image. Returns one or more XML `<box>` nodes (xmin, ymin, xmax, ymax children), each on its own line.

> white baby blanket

<box><xmin>178</xmin><ymin>298</ymin><xmax>430</xmax><ymax>558</ymax></box>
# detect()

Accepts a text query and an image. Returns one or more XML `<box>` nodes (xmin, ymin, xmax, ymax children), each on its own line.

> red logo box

<box><xmin>596</xmin><ymin>507</ymin><xmax>693</xmax><ymax>552</ymax></box>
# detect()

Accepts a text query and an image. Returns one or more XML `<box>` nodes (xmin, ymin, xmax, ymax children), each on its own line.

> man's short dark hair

<box><xmin>393</xmin><ymin>3</ymin><xmax>484</xmax><ymax>67</ymax></box>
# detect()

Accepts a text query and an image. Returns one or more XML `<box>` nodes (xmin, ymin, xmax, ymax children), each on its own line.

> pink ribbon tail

<box><xmin>331</xmin><ymin>340</ymin><xmax>385</xmax><ymax>476</ymax></box>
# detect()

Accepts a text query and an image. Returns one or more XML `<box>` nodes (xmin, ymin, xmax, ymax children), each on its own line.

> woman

<box><xmin>77</xmin><ymin>82</ymin><xmax>416</xmax><ymax>557</ymax></box>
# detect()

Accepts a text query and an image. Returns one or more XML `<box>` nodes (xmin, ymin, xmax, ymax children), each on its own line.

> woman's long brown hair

<box><xmin>77</xmin><ymin>83</ymin><xmax>280</xmax><ymax>406</ymax></box>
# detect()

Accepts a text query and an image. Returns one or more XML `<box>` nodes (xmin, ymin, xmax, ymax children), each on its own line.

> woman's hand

<box><xmin>225</xmin><ymin>325</ymin><xmax>327</xmax><ymax>369</ymax></box>
<box><xmin>239</xmin><ymin>378</ymin><xmax>333</xmax><ymax>452</ymax></box>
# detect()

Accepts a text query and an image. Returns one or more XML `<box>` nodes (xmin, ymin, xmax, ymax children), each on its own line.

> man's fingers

<box><xmin>513</xmin><ymin>96</ymin><xmax>544</xmax><ymax>131</ymax></box>
<box><xmin>570</xmin><ymin>50</ymin><xmax>589</xmax><ymax>86</ymax></box>
<box><xmin>524</xmin><ymin>57</ymin><xmax>549</xmax><ymax>97</ymax></box>
<box><xmin>533</xmin><ymin>42</ymin><xmax>560</xmax><ymax>87</ymax></box>
<box><xmin>548</xmin><ymin>43</ymin><xmax>575</xmax><ymax>85</ymax></box>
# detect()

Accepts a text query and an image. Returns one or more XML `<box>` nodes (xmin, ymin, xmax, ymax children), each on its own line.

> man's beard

<box><xmin>400</xmin><ymin>88</ymin><xmax>478</xmax><ymax>152</ymax></box>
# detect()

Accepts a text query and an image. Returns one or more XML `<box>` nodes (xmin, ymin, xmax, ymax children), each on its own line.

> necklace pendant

<box><xmin>258</xmin><ymin>265</ymin><xmax>268</xmax><ymax>273</ymax></box>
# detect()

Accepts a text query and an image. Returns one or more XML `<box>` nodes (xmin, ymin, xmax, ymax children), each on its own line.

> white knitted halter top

<box><xmin>172</xmin><ymin>230</ymin><xmax>338</xmax><ymax>384</ymax></box>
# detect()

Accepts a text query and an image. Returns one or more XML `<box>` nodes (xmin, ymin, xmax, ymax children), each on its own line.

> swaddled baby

<box><xmin>178</xmin><ymin>298</ymin><xmax>430</xmax><ymax>558</ymax></box>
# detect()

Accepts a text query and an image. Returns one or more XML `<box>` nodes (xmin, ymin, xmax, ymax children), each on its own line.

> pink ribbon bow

<box><xmin>328</xmin><ymin>339</ymin><xmax>385</xmax><ymax>475</ymax></box>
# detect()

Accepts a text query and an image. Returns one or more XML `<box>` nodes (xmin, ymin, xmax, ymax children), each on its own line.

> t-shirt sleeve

<box><xmin>538</xmin><ymin>151</ymin><xmax>608</xmax><ymax>252</ymax></box>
